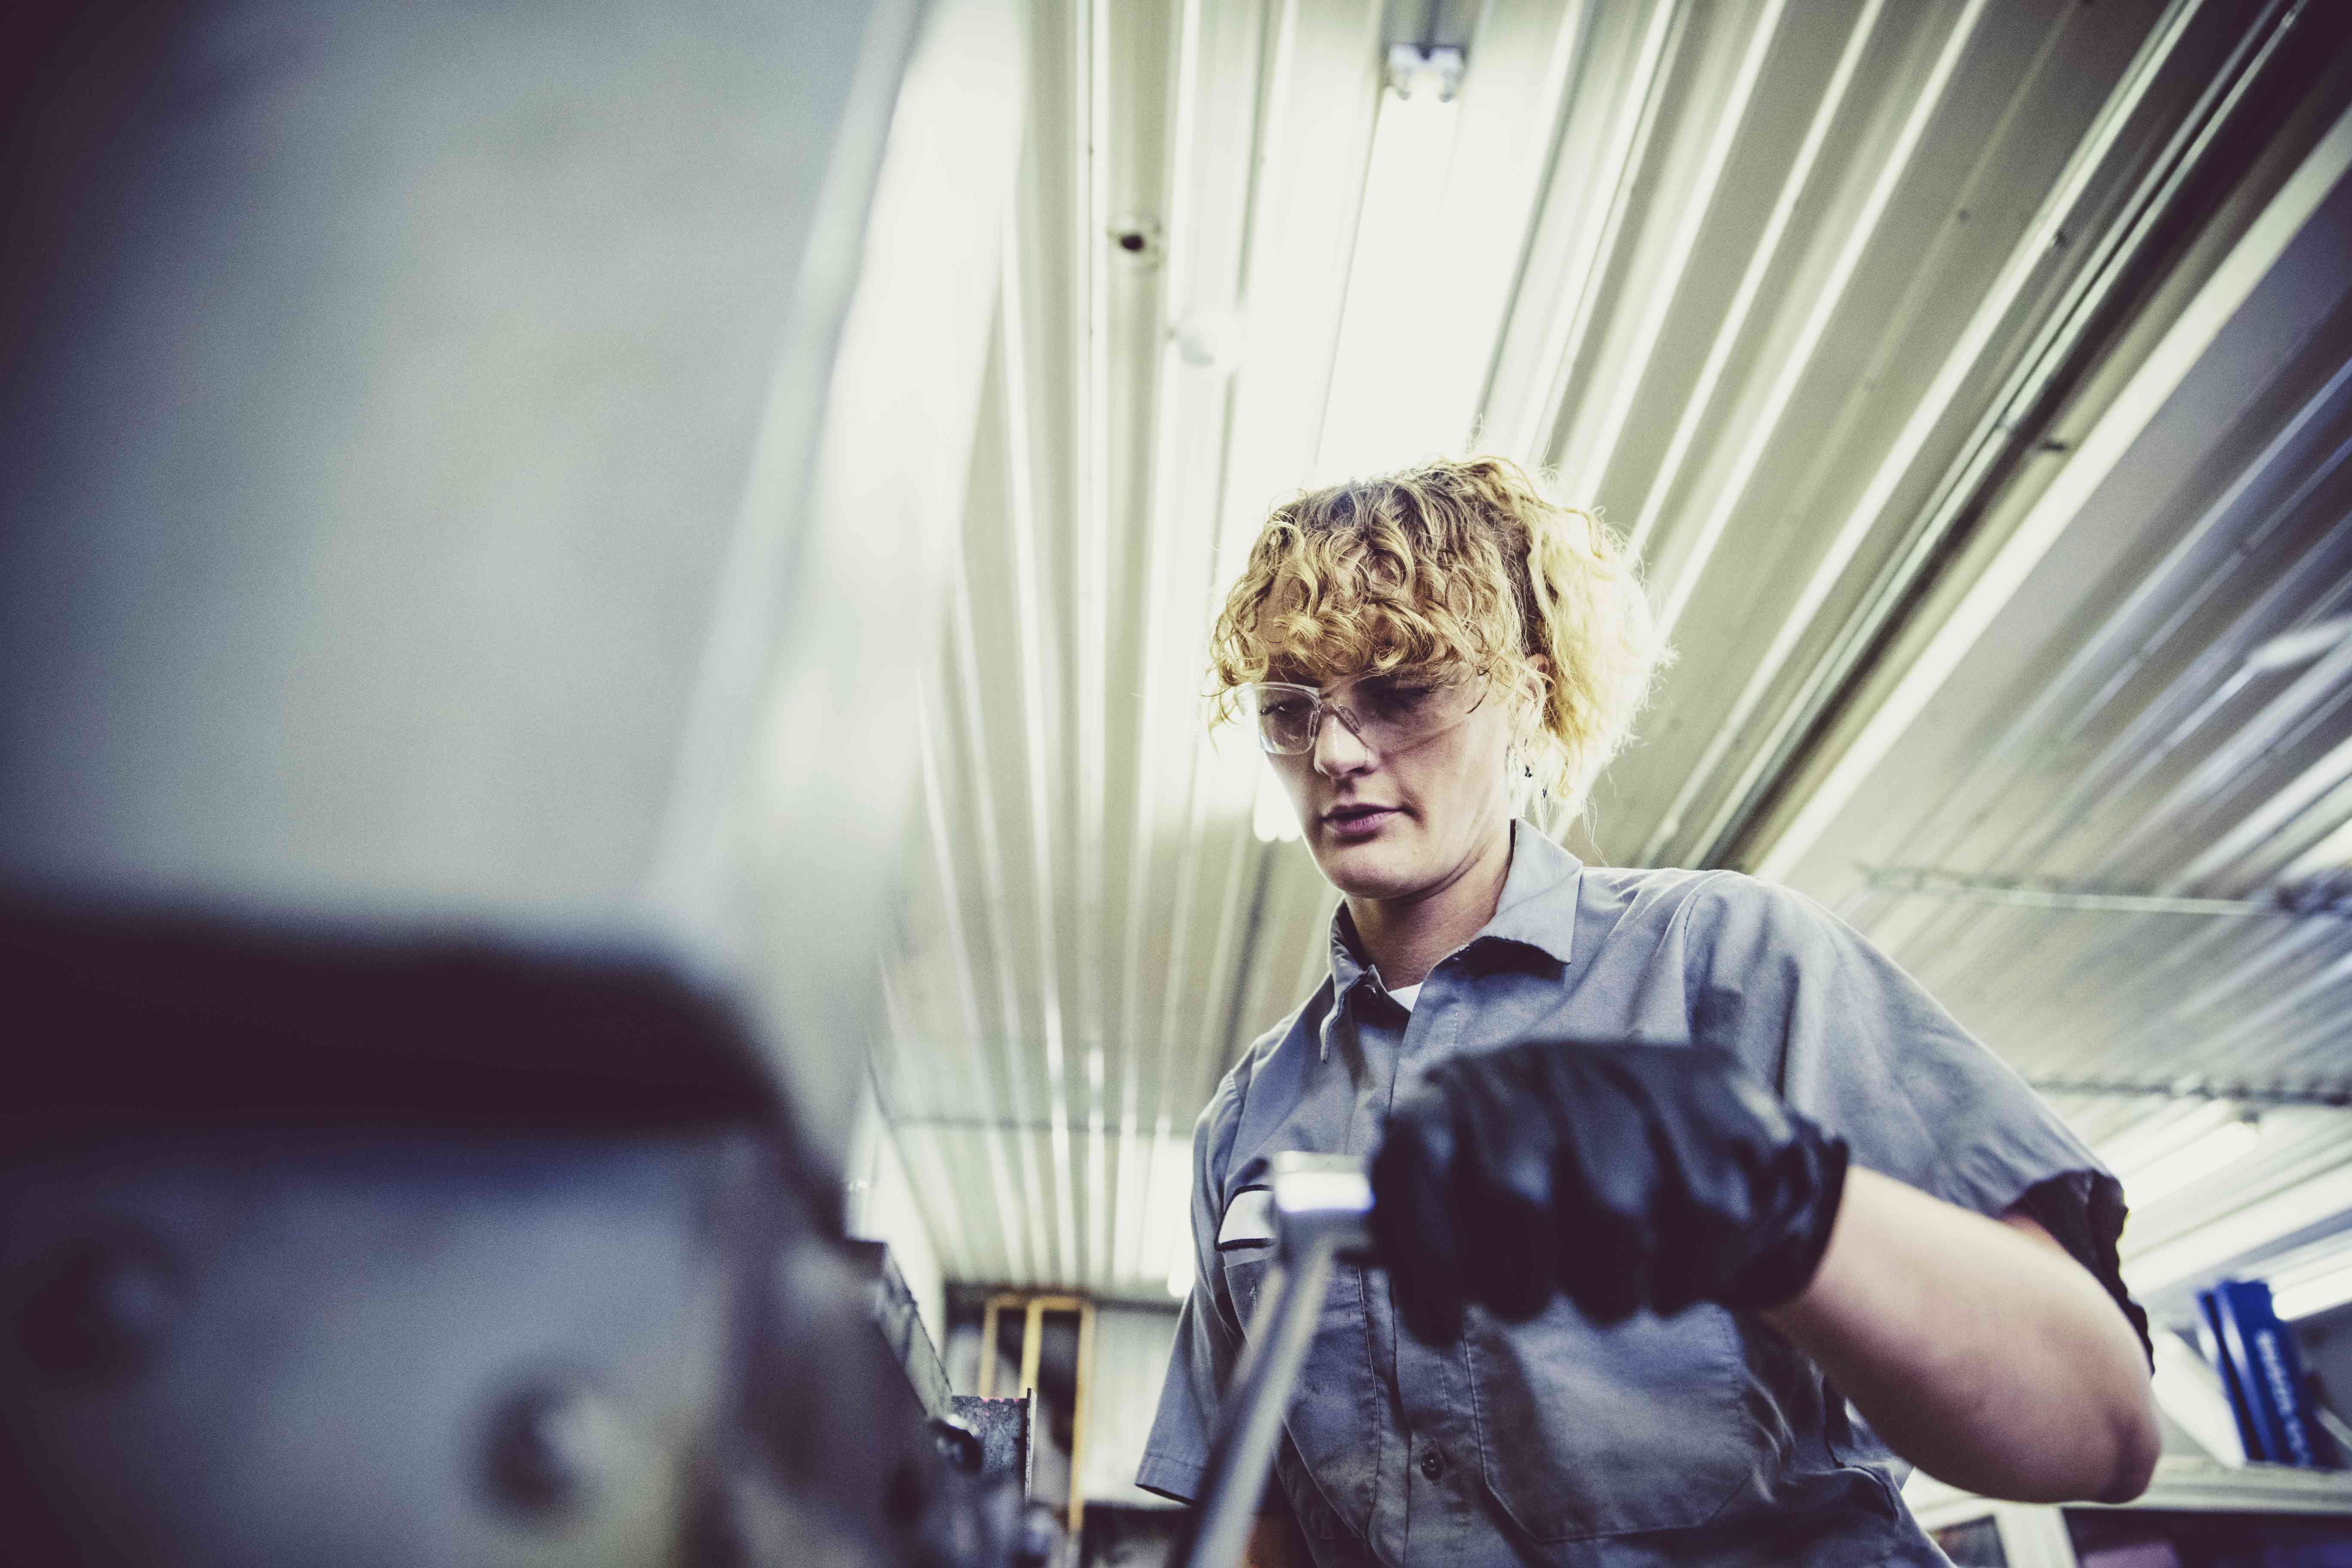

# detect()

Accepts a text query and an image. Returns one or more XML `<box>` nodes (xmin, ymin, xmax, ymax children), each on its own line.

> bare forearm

<box><xmin>1762</xmin><ymin>1167</ymin><xmax>2157</xmax><ymax>1503</ymax></box>
<box><xmin>1241</xmin><ymin>1513</ymin><xmax>1304</xmax><ymax>1568</ymax></box>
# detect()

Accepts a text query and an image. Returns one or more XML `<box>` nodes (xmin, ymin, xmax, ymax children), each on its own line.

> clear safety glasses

<box><xmin>1244</xmin><ymin>670</ymin><xmax>1487</xmax><ymax>757</ymax></box>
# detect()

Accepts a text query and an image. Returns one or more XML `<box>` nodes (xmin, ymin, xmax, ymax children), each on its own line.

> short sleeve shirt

<box><xmin>1137</xmin><ymin>821</ymin><xmax>2142</xmax><ymax>1568</ymax></box>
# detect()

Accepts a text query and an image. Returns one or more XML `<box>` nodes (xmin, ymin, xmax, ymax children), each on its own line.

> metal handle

<box><xmin>1172</xmin><ymin>1152</ymin><xmax>1373</xmax><ymax>1568</ymax></box>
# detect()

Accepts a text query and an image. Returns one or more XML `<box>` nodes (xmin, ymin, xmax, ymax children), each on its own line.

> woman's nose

<box><xmin>1312</xmin><ymin>707</ymin><xmax>1375</xmax><ymax>776</ymax></box>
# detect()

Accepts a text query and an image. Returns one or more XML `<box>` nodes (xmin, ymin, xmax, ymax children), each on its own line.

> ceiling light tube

<box><xmin>1253</xmin><ymin>771</ymin><xmax>1303</xmax><ymax>842</ymax></box>
<box><xmin>2126</xmin><ymin>1163</ymin><xmax>2352</xmax><ymax>1296</ymax></box>
<box><xmin>1312</xmin><ymin>46</ymin><xmax>1468</xmax><ymax>483</ymax></box>
<box><xmin>2115</xmin><ymin>1115</ymin><xmax>2263</xmax><ymax>1206</ymax></box>
<box><xmin>2245</xmin><ymin>614</ymin><xmax>2352</xmax><ymax>674</ymax></box>
<box><xmin>2272</xmin><ymin>1256</ymin><xmax>2352</xmax><ymax>1321</ymax></box>
<box><xmin>2284</xmin><ymin>814</ymin><xmax>2352</xmax><ymax>882</ymax></box>
<box><xmin>1754</xmin><ymin>100</ymin><xmax>2352</xmax><ymax>882</ymax></box>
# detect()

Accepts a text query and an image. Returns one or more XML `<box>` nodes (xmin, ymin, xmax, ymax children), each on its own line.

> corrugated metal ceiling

<box><xmin>867</xmin><ymin>0</ymin><xmax>2352</xmax><ymax>1307</ymax></box>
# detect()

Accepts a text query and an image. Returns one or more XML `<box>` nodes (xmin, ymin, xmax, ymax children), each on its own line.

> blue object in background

<box><xmin>2196</xmin><ymin>1278</ymin><xmax>2343</xmax><ymax>1469</ymax></box>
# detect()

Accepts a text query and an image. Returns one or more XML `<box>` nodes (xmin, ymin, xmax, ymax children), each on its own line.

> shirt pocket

<box><xmin>1274</xmin><ymin>1443</ymin><xmax>1373</xmax><ymax>1564</ymax></box>
<box><xmin>1222</xmin><ymin>1249</ymin><xmax>1384</xmax><ymax>1547</ymax></box>
<box><xmin>1219</xmin><ymin>1247</ymin><xmax>1274</xmax><ymax>1330</ymax></box>
<box><xmin>1462</xmin><ymin>1297</ymin><xmax>1755</xmax><ymax>1541</ymax></box>
<box><xmin>1218</xmin><ymin>1186</ymin><xmax>1277</xmax><ymax>1251</ymax></box>
<box><xmin>1216</xmin><ymin>1181</ymin><xmax>1279</xmax><ymax>1326</ymax></box>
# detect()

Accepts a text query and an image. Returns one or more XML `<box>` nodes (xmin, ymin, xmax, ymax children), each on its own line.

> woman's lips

<box><xmin>1323</xmin><ymin>805</ymin><xmax>1399</xmax><ymax>841</ymax></box>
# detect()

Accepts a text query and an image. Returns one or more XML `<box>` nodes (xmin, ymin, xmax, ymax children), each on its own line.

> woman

<box><xmin>1138</xmin><ymin>457</ymin><xmax>2156</xmax><ymax>1568</ymax></box>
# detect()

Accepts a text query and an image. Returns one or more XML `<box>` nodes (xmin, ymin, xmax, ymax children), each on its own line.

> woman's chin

<box><xmin>1312</xmin><ymin>836</ymin><xmax>1426</xmax><ymax>899</ymax></box>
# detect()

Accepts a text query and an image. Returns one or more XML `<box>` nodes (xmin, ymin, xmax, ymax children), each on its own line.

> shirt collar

<box><xmin>1314</xmin><ymin>820</ymin><xmax>1583</xmax><ymax>1061</ymax></box>
<box><xmin>1327</xmin><ymin>908</ymin><xmax>1374</xmax><ymax>998</ymax></box>
<box><xmin>1477</xmin><ymin>818</ymin><xmax>1583</xmax><ymax>967</ymax></box>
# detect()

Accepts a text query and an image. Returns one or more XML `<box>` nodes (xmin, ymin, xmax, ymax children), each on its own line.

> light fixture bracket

<box><xmin>1386</xmin><ymin>44</ymin><xmax>1464</xmax><ymax>103</ymax></box>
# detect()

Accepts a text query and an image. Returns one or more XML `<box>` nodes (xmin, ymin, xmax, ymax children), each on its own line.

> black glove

<box><xmin>1369</xmin><ymin>1040</ymin><xmax>1848</xmax><ymax>1342</ymax></box>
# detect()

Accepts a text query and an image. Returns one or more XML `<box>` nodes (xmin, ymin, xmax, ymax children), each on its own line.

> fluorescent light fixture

<box><xmin>2245</xmin><ymin>614</ymin><xmax>2352</xmax><ymax>674</ymax></box>
<box><xmin>1253</xmin><ymin>771</ymin><xmax>1302</xmax><ymax>842</ymax></box>
<box><xmin>2273</xmin><ymin>1256</ymin><xmax>2352</xmax><ymax>1321</ymax></box>
<box><xmin>2125</xmin><ymin>1162</ymin><xmax>2352</xmax><ymax>1296</ymax></box>
<box><xmin>2260</xmin><ymin>1230</ymin><xmax>2352</xmax><ymax>1322</ymax></box>
<box><xmin>2096</xmin><ymin>1097</ymin><xmax>2241</xmax><ymax>1180</ymax></box>
<box><xmin>1753</xmin><ymin>103</ymin><xmax>2352</xmax><ymax>882</ymax></box>
<box><xmin>2284</xmin><ymin>813</ymin><xmax>2352</xmax><ymax>881</ymax></box>
<box><xmin>1312</xmin><ymin>47</ymin><xmax>1468</xmax><ymax>484</ymax></box>
<box><xmin>2116</xmin><ymin>1116</ymin><xmax>2263</xmax><ymax>1206</ymax></box>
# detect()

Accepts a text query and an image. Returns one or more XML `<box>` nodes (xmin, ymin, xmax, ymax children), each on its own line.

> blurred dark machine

<box><xmin>0</xmin><ymin>897</ymin><xmax>1054</xmax><ymax>1568</ymax></box>
<box><xmin>0</xmin><ymin>0</ymin><xmax>1026</xmax><ymax>1557</ymax></box>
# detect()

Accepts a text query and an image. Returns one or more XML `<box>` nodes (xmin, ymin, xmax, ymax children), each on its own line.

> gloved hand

<box><xmin>1369</xmin><ymin>1041</ymin><xmax>1849</xmax><ymax>1342</ymax></box>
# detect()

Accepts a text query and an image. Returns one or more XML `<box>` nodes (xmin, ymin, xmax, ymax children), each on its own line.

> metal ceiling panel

<box><xmin>874</xmin><ymin>0</ymin><xmax>2352</xmax><ymax>1298</ymax></box>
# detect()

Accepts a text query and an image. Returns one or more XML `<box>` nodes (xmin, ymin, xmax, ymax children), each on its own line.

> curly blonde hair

<box><xmin>1207</xmin><ymin>455</ymin><xmax>1667</xmax><ymax>814</ymax></box>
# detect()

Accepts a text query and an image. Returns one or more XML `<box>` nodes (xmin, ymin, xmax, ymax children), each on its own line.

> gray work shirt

<box><xmin>1138</xmin><ymin>822</ymin><xmax>2136</xmax><ymax>1568</ymax></box>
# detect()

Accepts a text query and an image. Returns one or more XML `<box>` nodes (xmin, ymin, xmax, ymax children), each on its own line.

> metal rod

<box><xmin>1019</xmin><ymin>1299</ymin><xmax>1045</xmax><ymax>1398</ymax></box>
<box><xmin>1069</xmin><ymin>1299</ymin><xmax>1097</xmax><ymax>1536</ymax></box>
<box><xmin>978</xmin><ymin>1298</ymin><xmax>1001</xmax><ymax>1399</ymax></box>
<box><xmin>1174</xmin><ymin>1253</ymin><xmax>1332</xmax><ymax>1568</ymax></box>
<box><xmin>2030</xmin><ymin>1077</ymin><xmax>2352</xmax><ymax>1108</ymax></box>
<box><xmin>1862</xmin><ymin>865</ymin><xmax>2352</xmax><ymax>919</ymax></box>
<box><xmin>1172</xmin><ymin>1154</ymin><xmax>1373</xmax><ymax>1568</ymax></box>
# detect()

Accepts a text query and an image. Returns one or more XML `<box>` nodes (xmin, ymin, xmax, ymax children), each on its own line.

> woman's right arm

<box><xmin>1244</xmin><ymin>1513</ymin><xmax>1306</xmax><ymax>1568</ymax></box>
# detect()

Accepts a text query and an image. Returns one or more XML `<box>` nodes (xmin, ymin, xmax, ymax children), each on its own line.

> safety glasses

<box><xmin>1244</xmin><ymin>669</ymin><xmax>1486</xmax><ymax>757</ymax></box>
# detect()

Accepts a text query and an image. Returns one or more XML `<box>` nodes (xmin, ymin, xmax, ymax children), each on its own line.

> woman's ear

<box><xmin>1517</xmin><ymin>657</ymin><xmax>1552</xmax><ymax>726</ymax></box>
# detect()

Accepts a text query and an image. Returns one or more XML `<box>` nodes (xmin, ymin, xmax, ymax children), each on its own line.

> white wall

<box><xmin>1082</xmin><ymin>1303</ymin><xmax>1185</xmax><ymax>1509</ymax></box>
<box><xmin>0</xmin><ymin>0</ymin><xmax>880</xmax><ymax>922</ymax></box>
<box><xmin>0</xmin><ymin>0</ymin><xmax>1030</xmax><ymax>1175</ymax></box>
<box><xmin>847</xmin><ymin>1083</ymin><xmax>949</xmax><ymax>1351</ymax></box>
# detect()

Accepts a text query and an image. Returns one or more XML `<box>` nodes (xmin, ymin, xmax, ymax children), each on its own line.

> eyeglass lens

<box><xmin>1252</xmin><ymin>674</ymin><xmax>1471</xmax><ymax>755</ymax></box>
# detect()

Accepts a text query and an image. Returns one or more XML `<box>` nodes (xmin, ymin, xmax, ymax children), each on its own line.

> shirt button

<box><xmin>1419</xmin><ymin>1450</ymin><xmax>1443</xmax><ymax>1482</ymax></box>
